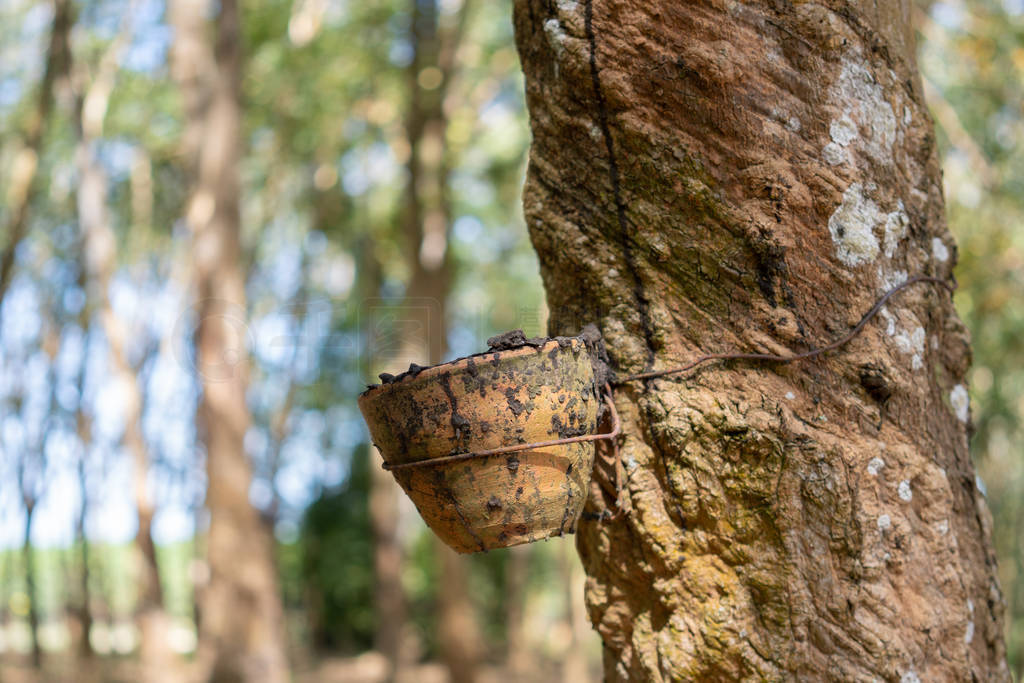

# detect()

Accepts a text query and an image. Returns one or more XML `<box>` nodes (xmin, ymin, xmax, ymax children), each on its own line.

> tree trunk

<box><xmin>71</xmin><ymin>16</ymin><xmax>174</xmax><ymax>673</ymax></box>
<box><xmin>356</xmin><ymin>230</ymin><xmax>410</xmax><ymax>676</ymax></box>
<box><xmin>170</xmin><ymin>0</ymin><xmax>289</xmax><ymax>680</ymax></box>
<box><xmin>0</xmin><ymin>0</ymin><xmax>71</xmax><ymax>327</ymax></box>
<box><xmin>74</xmin><ymin>455</ymin><xmax>93</xmax><ymax>658</ymax></box>
<box><xmin>22</xmin><ymin>499</ymin><xmax>41</xmax><ymax>668</ymax></box>
<box><xmin>397</xmin><ymin>1</ymin><xmax>483</xmax><ymax>681</ymax></box>
<box><xmin>0</xmin><ymin>0</ymin><xmax>72</xmax><ymax>325</ymax></box>
<box><xmin>504</xmin><ymin>545</ymin><xmax>529</xmax><ymax>676</ymax></box>
<box><xmin>513</xmin><ymin>1</ymin><xmax>1008</xmax><ymax>680</ymax></box>
<box><xmin>16</xmin><ymin>341</ymin><xmax>57</xmax><ymax>670</ymax></box>
<box><xmin>71</xmin><ymin>244</ymin><xmax>94</xmax><ymax>659</ymax></box>
<box><xmin>558</xmin><ymin>541</ymin><xmax>589</xmax><ymax>682</ymax></box>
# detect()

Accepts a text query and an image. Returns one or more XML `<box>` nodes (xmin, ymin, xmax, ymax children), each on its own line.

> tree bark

<box><xmin>170</xmin><ymin>0</ymin><xmax>289</xmax><ymax>680</ymax></box>
<box><xmin>514</xmin><ymin>1</ymin><xmax>1008</xmax><ymax>680</ymax></box>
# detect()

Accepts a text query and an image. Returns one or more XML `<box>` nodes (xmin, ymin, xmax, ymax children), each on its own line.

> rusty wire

<box><xmin>613</xmin><ymin>275</ymin><xmax>955</xmax><ymax>384</ymax></box>
<box><xmin>381</xmin><ymin>390</ymin><xmax>622</xmax><ymax>472</ymax></box>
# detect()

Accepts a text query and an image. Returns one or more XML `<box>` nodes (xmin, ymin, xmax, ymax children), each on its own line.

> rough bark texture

<box><xmin>513</xmin><ymin>1</ymin><xmax>1008</xmax><ymax>680</ymax></box>
<box><xmin>170</xmin><ymin>0</ymin><xmax>289</xmax><ymax>680</ymax></box>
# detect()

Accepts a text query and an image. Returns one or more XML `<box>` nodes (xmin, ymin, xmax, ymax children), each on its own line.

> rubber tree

<box><xmin>170</xmin><ymin>0</ymin><xmax>289</xmax><ymax>679</ymax></box>
<box><xmin>366</xmin><ymin>0</ymin><xmax>484</xmax><ymax>679</ymax></box>
<box><xmin>513</xmin><ymin>0</ymin><xmax>1008</xmax><ymax>679</ymax></box>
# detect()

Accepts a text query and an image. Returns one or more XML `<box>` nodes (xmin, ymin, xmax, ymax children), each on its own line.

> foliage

<box><xmin>298</xmin><ymin>447</ymin><xmax>374</xmax><ymax>654</ymax></box>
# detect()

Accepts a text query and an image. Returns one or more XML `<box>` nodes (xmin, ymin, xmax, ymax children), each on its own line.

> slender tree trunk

<box><xmin>72</xmin><ymin>312</ymin><xmax>93</xmax><ymax>660</ymax></box>
<box><xmin>368</xmin><ymin>451</ymin><xmax>407</xmax><ymax>676</ymax></box>
<box><xmin>514</xmin><ymin>1</ymin><xmax>1008</xmax><ymax>680</ymax></box>
<box><xmin>363</xmin><ymin>0</ymin><xmax>477</xmax><ymax>676</ymax></box>
<box><xmin>396</xmin><ymin>2</ymin><xmax>483</xmax><ymax>681</ymax></box>
<box><xmin>504</xmin><ymin>545</ymin><xmax>529</xmax><ymax>676</ymax></box>
<box><xmin>71</xmin><ymin>15</ymin><xmax>174</xmax><ymax>674</ymax></box>
<box><xmin>262</xmin><ymin>253</ymin><xmax>309</xmax><ymax>532</ymax></box>
<box><xmin>22</xmin><ymin>498</ymin><xmax>41</xmax><ymax>668</ymax></box>
<box><xmin>71</xmin><ymin>239</ymin><xmax>95</xmax><ymax>659</ymax></box>
<box><xmin>74</xmin><ymin>455</ymin><xmax>93</xmax><ymax>658</ymax></box>
<box><xmin>16</xmin><ymin>342</ymin><xmax>57</xmax><ymax>670</ymax></box>
<box><xmin>351</xmin><ymin>226</ymin><xmax>410</xmax><ymax>676</ymax></box>
<box><xmin>0</xmin><ymin>0</ymin><xmax>72</xmax><ymax>325</ymax></box>
<box><xmin>558</xmin><ymin>541</ymin><xmax>589</xmax><ymax>682</ymax></box>
<box><xmin>171</xmin><ymin>0</ymin><xmax>289</xmax><ymax>680</ymax></box>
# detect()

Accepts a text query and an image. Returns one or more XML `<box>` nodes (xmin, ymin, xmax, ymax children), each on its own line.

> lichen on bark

<box><xmin>514</xmin><ymin>0</ymin><xmax>1008</xmax><ymax>680</ymax></box>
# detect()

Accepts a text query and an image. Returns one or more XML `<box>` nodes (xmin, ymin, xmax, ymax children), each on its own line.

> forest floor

<box><xmin>0</xmin><ymin>651</ymin><xmax>586</xmax><ymax>682</ymax></box>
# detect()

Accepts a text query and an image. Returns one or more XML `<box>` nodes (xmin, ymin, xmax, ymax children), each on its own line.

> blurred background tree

<box><xmin>0</xmin><ymin>0</ymin><xmax>1020</xmax><ymax>680</ymax></box>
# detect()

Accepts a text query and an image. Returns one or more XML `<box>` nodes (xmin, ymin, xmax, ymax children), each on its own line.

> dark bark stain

<box><xmin>584</xmin><ymin>0</ymin><xmax>657</xmax><ymax>371</ymax></box>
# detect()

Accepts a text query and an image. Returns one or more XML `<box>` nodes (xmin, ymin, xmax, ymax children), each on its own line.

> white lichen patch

<box><xmin>785</xmin><ymin>391</ymin><xmax>795</xmax><ymax>400</ymax></box>
<box><xmin>950</xmin><ymin>384</ymin><xmax>970</xmax><ymax>423</ymax></box>
<box><xmin>831</xmin><ymin>56</ymin><xmax>898</xmax><ymax>165</ymax></box>
<box><xmin>936</xmin><ymin>519</ymin><xmax>950</xmax><ymax>535</ymax></box>
<box><xmin>912</xmin><ymin>354</ymin><xmax>923</xmax><ymax>371</ymax></box>
<box><xmin>830</xmin><ymin>114</ymin><xmax>858</xmax><ymax>146</ymax></box>
<box><xmin>894</xmin><ymin>326</ymin><xmax>925</xmax><ymax>358</ymax></box>
<box><xmin>965</xmin><ymin>621</ymin><xmax>975</xmax><ymax>644</ymax></box>
<box><xmin>911</xmin><ymin>326</ymin><xmax>925</xmax><ymax>351</ymax></box>
<box><xmin>901</xmin><ymin>671</ymin><xmax>921</xmax><ymax>683</ymax></box>
<box><xmin>556</xmin><ymin>0</ymin><xmax>578</xmax><ymax>13</ymax></box>
<box><xmin>879</xmin><ymin>267</ymin><xmax>908</xmax><ymax>292</ymax></box>
<box><xmin>822</xmin><ymin>142</ymin><xmax>847</xmax><ymax>166</ymax></box>
<box><xmin>883</xmin><ymin>201</ymin><xmax>909</xmax><ymax>257</ymax></box>
<box><xmin>828</xmin><ymin>183</ymin><xmax>883</xmax><ymax>266</ymax></box>
<box><xmin>932</xmin><ymin>237</ymin><xmax>950</xmax><ymax>262</ymax></box>
<box><xmin>867</xmin><ymin>457</ymin><xmax>885</xmax><ymax>476</ymax></box>
<box><xmin>878</xmin><ymin>514</ymin><xmax>892</xmax><ymax>530</ymax></box>
<box><xmin>543</xmin><ymin>18</ymin><xmax>568</xmax><ymax>59</ymax></box>
<box><xmin>879</xmin><ymin>307</ymin><xmax>896</xmax><ymax>336</ymax></box>
<box><xmin>898</xmin><ymin>480</ymin><xmax>913</xmax><ymax>501</ymax></box>
<box><xmin>787</xmin><ymin>116</ymin><xmax>801</xmax><ymax>132</ymax></box>
<box><xmin>976</xmin><ymin>474</ymin><xmax>987</xmax><ymax>497</ymax></box>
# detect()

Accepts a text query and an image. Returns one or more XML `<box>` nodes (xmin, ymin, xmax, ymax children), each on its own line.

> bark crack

<box><xmin>584</xmin><ymin>0</ymin><xmax>656</xmax><ymax>371</ymax></box>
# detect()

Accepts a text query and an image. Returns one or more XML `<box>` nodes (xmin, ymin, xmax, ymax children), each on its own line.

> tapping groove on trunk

<box><xmin>583</xmin><ymin>0</ymin><xmax>656</xmax><ymax>371</ymax></box>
